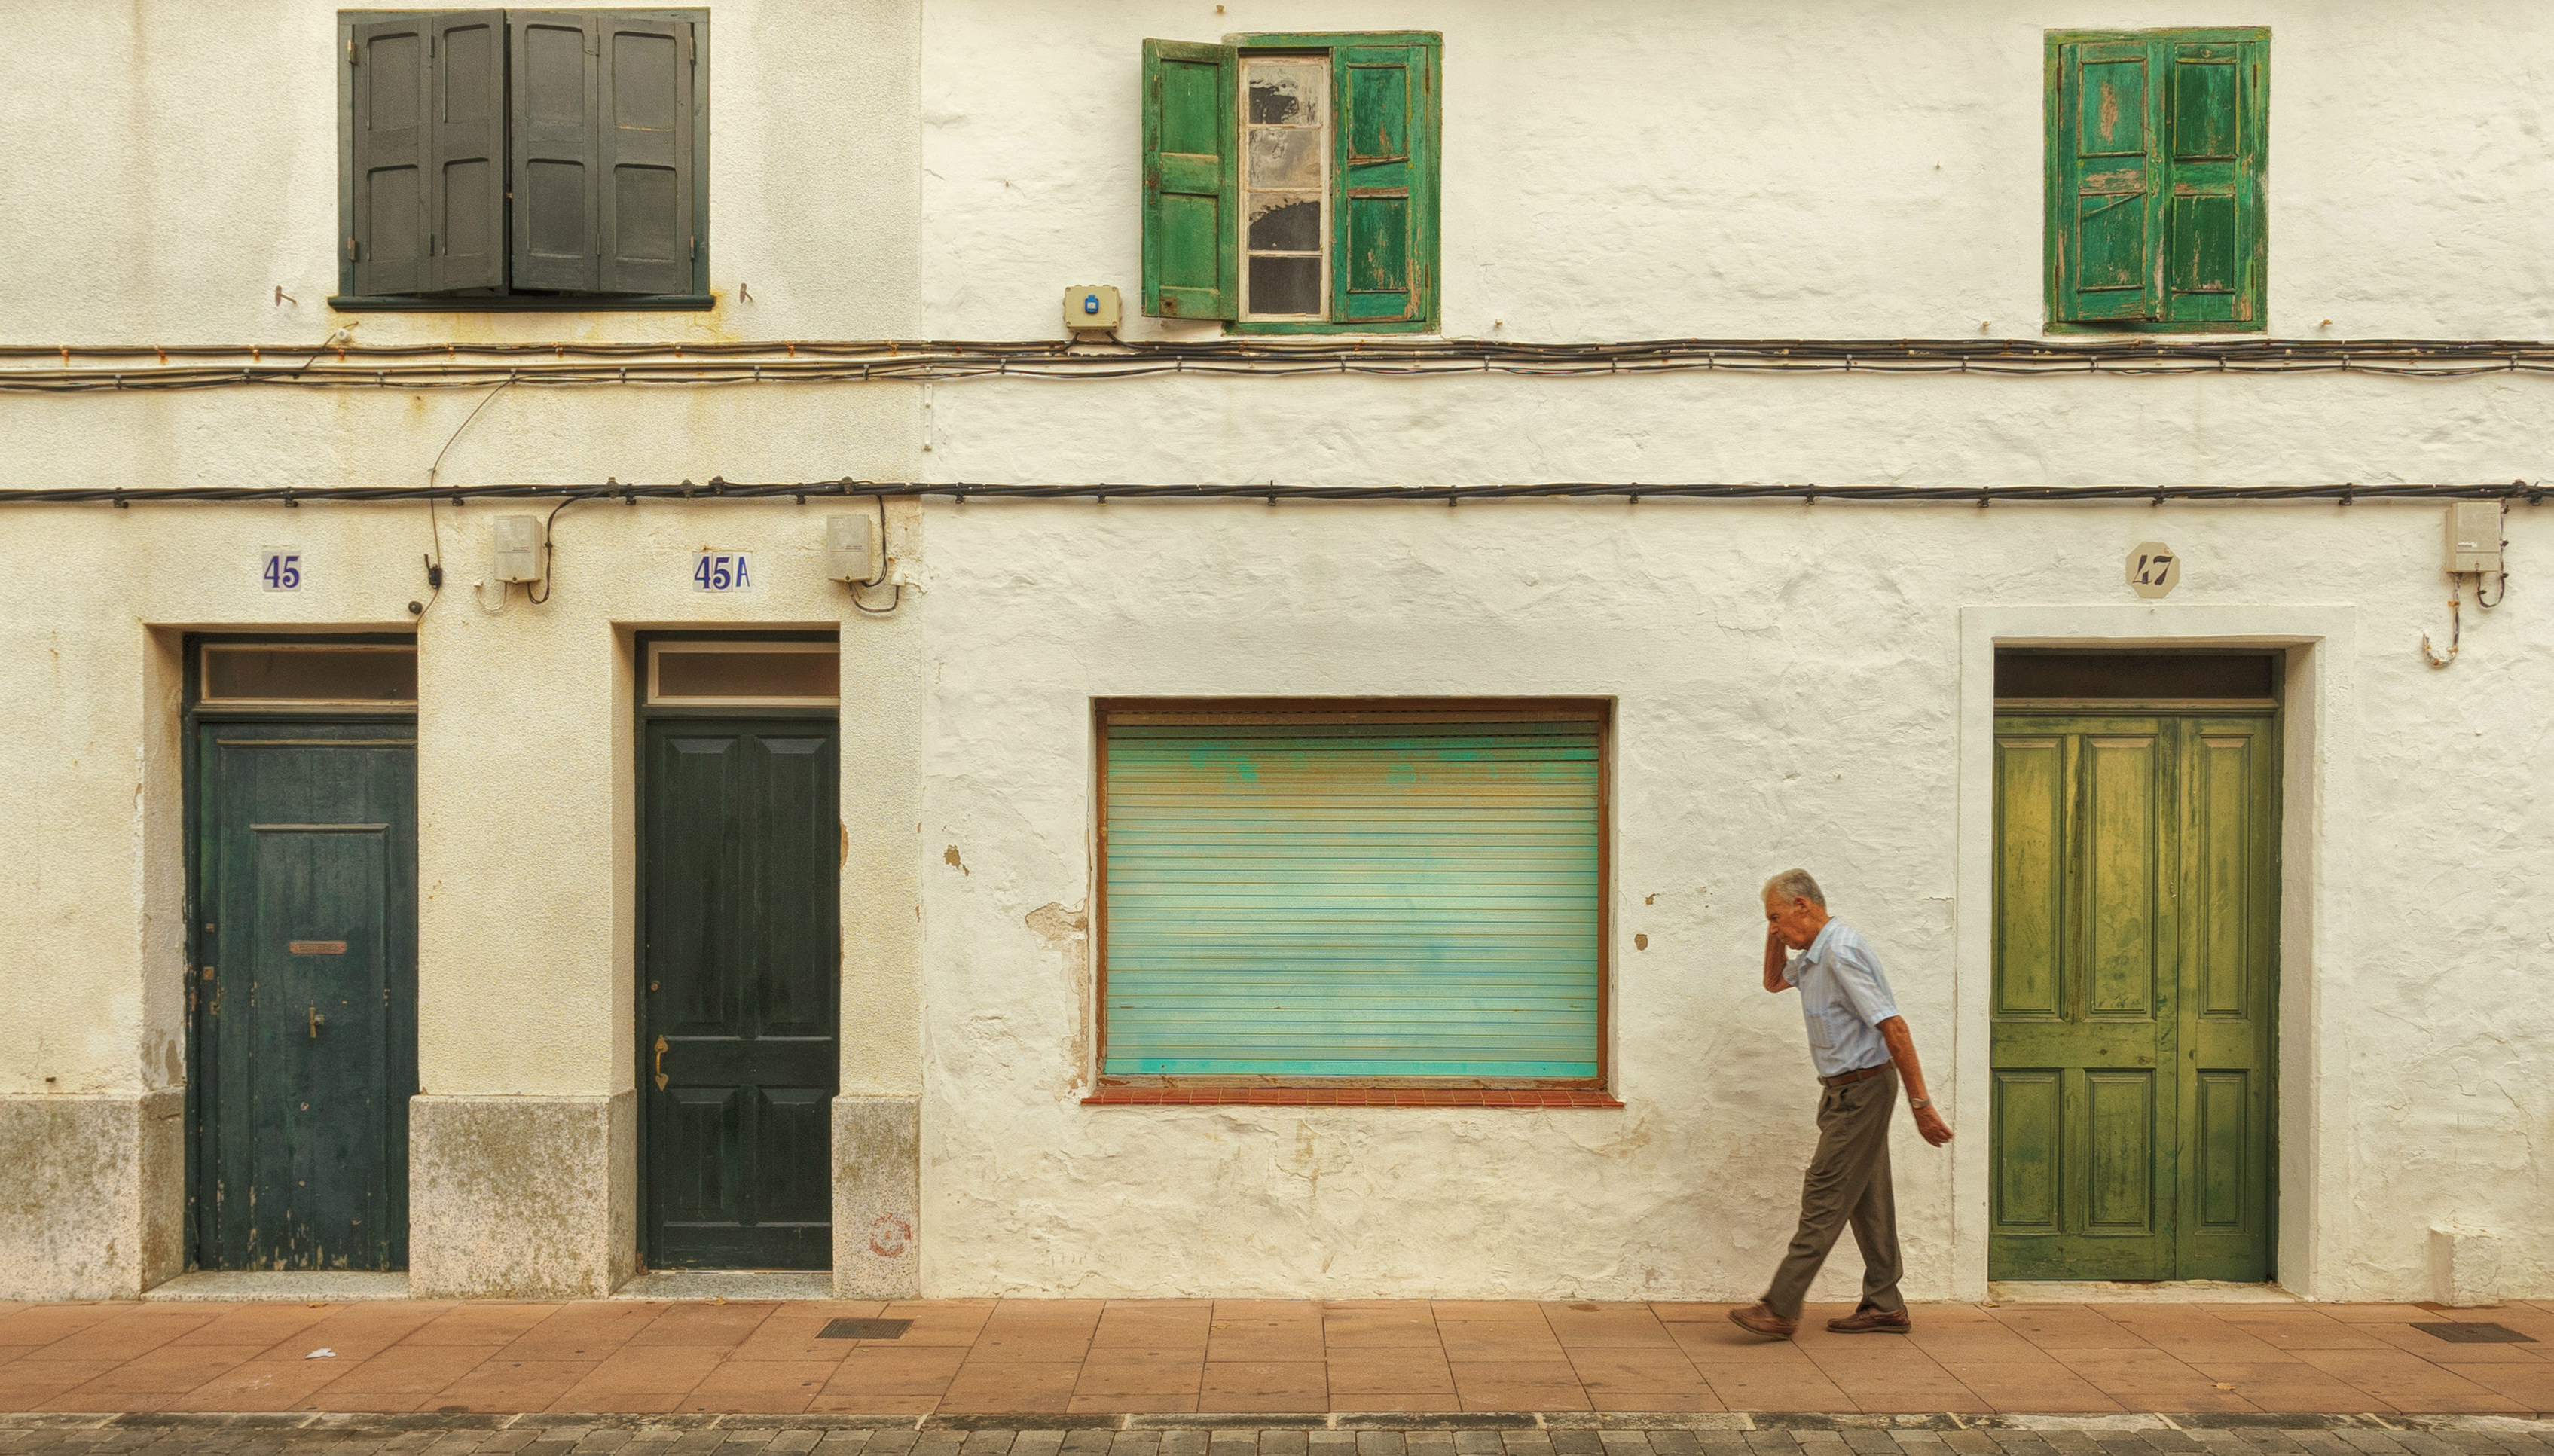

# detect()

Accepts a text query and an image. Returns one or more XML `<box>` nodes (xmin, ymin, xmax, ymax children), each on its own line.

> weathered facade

<box><xmin>2</xmin><ymin>1</ymin><xmax>2548</xmax><ymax>1308</ymax></box>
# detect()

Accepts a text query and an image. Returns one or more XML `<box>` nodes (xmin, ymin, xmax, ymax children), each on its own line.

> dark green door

<box><xmin>641</xmin><ymin>717</ymin><xmax>839</xmax><ymax>1268</ymax></box>
<box><xmin>194</xmin><ymin>723</ymin><xmax>417</xmax><ymax>1271</ymax></box>
<box><xmin>1990</xmin><ymin>712</ymin><xmax>2278</xmax><ymax>1280</ymax></box>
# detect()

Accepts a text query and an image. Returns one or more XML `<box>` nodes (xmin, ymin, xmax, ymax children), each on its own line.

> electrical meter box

<box><xmin>2448</xmin><ymin>502</ymin><xmax>2503</xmax><ymax>575</ymax></box>
<box><xmin>826</xmin><ymin>513</ymin><xmax>883</xmax><ymax>583</ymax></box>
<box><xmin>493</xmin><ymin>515</ymin><xmax>543</xmax><ymax>582</ymax></box>
<box><xmin>1064</xmin><ymin>285</ymin><xmax>1121</xmax><ymax>334</ymax></box>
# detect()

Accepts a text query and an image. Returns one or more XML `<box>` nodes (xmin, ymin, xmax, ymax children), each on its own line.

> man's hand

<box><xmin>1761</xmin><ymin>926</ymin><xmax>1791</xmax><ymax>994</ymax></box>
<box><xmin>1913</xmin><ymin>1103</ymin><xmax>1954</xmax><ymax>1146</ymax></box>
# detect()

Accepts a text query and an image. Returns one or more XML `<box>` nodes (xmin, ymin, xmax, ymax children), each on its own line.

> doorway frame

<box><xmin>630</xmin><ymin>628</ymin><xmax>842</xmax><ymax>1271</ymax></box>
<box><xmin>1952</xmin><ymin>605</ymin><xmax>2355</xmax><ymax>1300</ymax></box>
<box><xmin>179</xmin><ymin>630</ymin><xmax>420</xmax><ymax>1273</ymax></box>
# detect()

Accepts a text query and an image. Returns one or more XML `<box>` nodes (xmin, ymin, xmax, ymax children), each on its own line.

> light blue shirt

<box><xmin>1783</xmin><ymin>919</ymin><xmax>1902</xmax><ymax>1079</ymax></box>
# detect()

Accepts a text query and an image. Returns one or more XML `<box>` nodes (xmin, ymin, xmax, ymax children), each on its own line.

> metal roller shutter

<box><xmin>1101</xmin><ymin>710</ymin><xmax>1603</xmax><ymax>1080</ymax></box>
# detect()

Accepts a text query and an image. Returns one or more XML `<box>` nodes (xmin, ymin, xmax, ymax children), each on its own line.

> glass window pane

<box><xmin>1248</xmin><ymin>194</ymin><xmax>1321</xmax><ymax>252</ymax></box>
<box><xmin>1244</xmin><ymin>61</ymin><xmax>1322</xmax><ymax>127</ymax></box>
<box><xmin>1248</xmin><ymin>127</ymin><xmax>1322</xmax><ymax>190</ymax></box>
<box><xmin>652</xmin><ymin>646</ymin><xmax>839</xmax><ymax>703</ymax></box>
<box><xmin>201</xmin><ymin>646</ymin><xmax>417</xmax><ymax>704</ymax></box>
<box><xmin>1248</xmin><ymin>255</ymin><xmax>1321</xmax><ymax>316</ymax></box>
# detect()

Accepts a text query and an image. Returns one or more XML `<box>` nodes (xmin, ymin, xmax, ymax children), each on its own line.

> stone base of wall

<box><xmin>833</xmin><ymin>1095</ymin><xmax>919</xmax><ymax>1298</ymax></box>
<box><xmin>0</xmin><ymin>1091</ymin><xmax>184</xmax><ymax>1300</ymax></box>
<box><xmin>409</xmin><ymin>1092</ymin><xmax>634</xmax><ymax>1299</ymax></box>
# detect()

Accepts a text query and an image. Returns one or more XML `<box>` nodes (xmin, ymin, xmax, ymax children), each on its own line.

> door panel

<box><xmin>1990</xmin><ymin>711</ymin><xmax>2277</xmax><ymax>1282</ymax></box>
<box><xmin>194</xmin><ymin>725</ymin><xmax>417</xmax><ymax>1271</ymax></box>
<box><xmin>642</xmin><ymin>717</ymin><xmax>839</xmax><ymax>1269</ymax></box>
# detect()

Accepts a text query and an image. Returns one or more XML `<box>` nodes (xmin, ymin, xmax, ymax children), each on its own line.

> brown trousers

<box><xmin>1764</xmin><ymin>1064</ymin><xmax>1904</xmax><ymax>1320</ymax></box>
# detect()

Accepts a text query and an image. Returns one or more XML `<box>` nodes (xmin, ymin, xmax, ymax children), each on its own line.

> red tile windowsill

<box><xmin>1080</xmin><ymin>1086</ymin><xmax>1624</xmax><ymax>1108</ymax></box>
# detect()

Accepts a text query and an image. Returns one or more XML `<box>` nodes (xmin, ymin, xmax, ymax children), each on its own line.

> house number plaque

<box><xmin>2128</xmin><ymin>541</ymin><xmax>2180</xmax><ymax>599</ymax></box>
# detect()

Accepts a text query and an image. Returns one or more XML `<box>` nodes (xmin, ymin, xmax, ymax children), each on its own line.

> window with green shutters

<box><xmin>1141</xmin><ymin>33</ymin><xmax>1441</xmax><ymax>333</ymax></box>
<box><xmin>1095</xmin><ymin>703</ymin><xmax>1608</xmax><ymax>1088</ymax></box>
<box><xmin>2045</xmin><ymin>29</ymin><xmax>2267</xmax><ymax>332</ymax></box>
<box><xmin>335</xmin><ymin>9</ymin><xmax>709</xmax><ymax>310</ymax></box>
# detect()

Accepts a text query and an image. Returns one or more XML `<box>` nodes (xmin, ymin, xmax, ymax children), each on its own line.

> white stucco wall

<box><xmin>3</xmin><ymin>0</ymin><xmax>2550</xmax><ymax>1305</ymax></box>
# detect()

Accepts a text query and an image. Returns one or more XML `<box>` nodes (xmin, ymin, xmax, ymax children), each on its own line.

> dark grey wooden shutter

<box><xmin>425</xmin><ymin>11</ymin><xmax>508</xmax><ymax>292</ymax></box>
<box><xmin>509</xmin><ymin>11</ymin><xmax>602</xmax><ymax>292</ymax></box>
<box><xmin>349</xmin><ymin>17</ymin><xmax>433</xmax><ymax>295</ymax></box>
<box><xmin>596</xmin><ymin>14</ymin><xmax>696</xmax><ymax>295</ymax></box>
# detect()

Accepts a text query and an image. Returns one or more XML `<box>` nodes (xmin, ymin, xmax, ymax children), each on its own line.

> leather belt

<box><xmin>1819</xmin><ymin>1062</ymin><xmax>1891</xmax><ymax>1088</ymax></box>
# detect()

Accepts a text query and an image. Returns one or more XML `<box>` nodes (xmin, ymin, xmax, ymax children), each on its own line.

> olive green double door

<box><xmin>1990</xmin><ymin>711</ymin><xmax>2279</xmax><ymax>1282</ymax></box>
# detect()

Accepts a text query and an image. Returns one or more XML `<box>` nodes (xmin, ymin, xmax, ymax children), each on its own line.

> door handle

<box><xmin>308</xmin><ymin>1006</ymin><xmax>325</xmax><ymax>1039</ymax></box>
<box><xmin>653</xmin><ymin>1035</ymin><xmax>669</xmax><ymax>1090</ymax></box>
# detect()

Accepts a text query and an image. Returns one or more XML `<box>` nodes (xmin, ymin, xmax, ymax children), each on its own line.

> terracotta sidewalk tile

<box><xmin>1933</xmin><ymin>1361</ymin><xmax>2122</xmax><ymax>1414</ymax></box>
<box><xmin>2050</xmin><ymin>1348</ymin><xmax>2209</xmax><ymax>1384</ymax></box>
<box><xmin>164</xmin><ymin>1305</ymin><xmax>335</xmax><ymax>1351</ymax></box>
<box><xmin>2193</xmin><ymin>1361</ymin><xmax>2396</xmax><ymax>1412</ymax></box>
<box><xmin>1827</xmin><ymin>1381</ymin><xmax>1991</xmax><ymax>1415</ymax></box>
<box><xmin>298</xmin><ymin>1388</ymin><xmax>434</xmax><ymax>1413</ymax></box>
<box><xmin>20</xmin><ymin>1313</ymin><xmax>218</xmax><ymax>1363</ymax></box>
<box><xmin>1542</xmin><ymin>1304</ymin><xmax>1677</xmax><ymax>1350</ymax></box>
<box><xmin>1667</xmin><ymin>1323</ymin><xmax>1822</xmax><ymax>1364</ymax></box>
<box><xmin>1323</xmin><ymin>1307</ymin><xmax>1442</xmax><ymax>1348</ymax></box>
<box><xmin>34</xmin><ymin>1389</ymin><xmax>177</xmax><ymax>1415</ymax></box>
<box><xmin>967</xmin><ymin>1333</ymin><xmax>1093</xmax><ymax>1363</ymax></box>
<box><xmin>1211</xmin><ymin>1299</ymin><xmax>1322</xmax><ymax>1320</ymax></box>
<box><xmin>629</xmin><ymin>1301</ymin><xmax>780</xmax><ymax>1346</ymax></box>
<box><xmin>59</xmin><ymin>1342</ymin><xmax>270</xmax><ymax>1394</ymax></box>
<box><xmin>1646</xmin><ymin>1303</ymin><xmax>1735</xmax><ymax>1324</ymax></box>
<box><xmin>1439</xmin><ymin>1325</ymin><xmax>1566</xmax><ymax>1361</ymax></box>
<box><xmin>2314</xmin><ymin>1304</ymin><xmax>2438</xmax><ymax>1323</ymax></box>
<box><xmin>428</xmin><ymin>1357</ymin><xmax>599</xmax><ymax>1412</ymax></box>
<box><xmin>2363</xmin><ymin>1322</ymin><xmax>2545</xmax><ymax>1364</ymax></box>
<box><xmin>2209</xmin><ymin>1314</ymin><xmax>2388</xmax><ymax>1351</ymax></box>
<box><xmin>1566</xmin><ymin>1348</ymin><xmax>1710</xmax><ymax>1393</ymax></box>
<box><xmin>828</xmin><ymin>1345</ymin><xmax>967</xmax><ymax>1394</ymax></box>
<box><xmin>677</xmin><ymin>1359</ymin><xmax>834</xmax><ymax>1413</ymax></box>
<box><xmin>1336</xmin><ymin>1393</ymin><xmax>1465</xmax><ymax>1413</ymax></box>
<box><xmin>551</xmin><ymin>1344</ymin><xmax>725</xmax><ymax>1407</ymax></box>
<box><xmin>0</xmin><ymin>1307</ymin><xmax>120</xmax><ymax>1347</ymax></box>
<box><xmin>1208</xmin><ymin>1321</ymin><xmax>1326</xmax><ymax>1362</ymax></box>
<box><xmin>1199</xmin><ymin>1360</ymin><xmax>1327</xmax><ymax>1412</ymax></box>
<box><xmin>805</xmin><ymin>1390</ymin><xmax>940</xmax><ymax>1414</ymax></box>
<box><xmin>1587</xmin><ymin>1389</ymin><xmax>1722</xmax><ymax>1412</ymax></box>
<box><xmin>2074</xmin><ymin>1380</ymin><xmax>2261</xmax><ymax>1412</ymax></box>
<box><xmin>1327</xmin><ymin>1349</ymin><xmax>1456</xmax><ymax>1395</ymax></box>
<box><xmin>938</xmin><ymin>1360</ymin><xmax>1081</xmax><ymax>1413</ymax></box>
<box><xmin>1074</xmin><ymin>1351</ymin><xmax>1205</xmax><ymax>1396</ymax></box>
<box><xmin>1067</xmin><ymin>1393</ymin><xmax>1196</xmax><ymax>1413</ymax></box>
<box><xmin>2455</xmin><ymin>1362</ymin><xmax>2554</xmax><ymax>1407</ymax></box>
<box><xmin>883</xmin><ymin>1302</ymin><xmax>996</xmax><ymax>1347</ymax></box>
<box><xmin>1431</xmin><ymin>1302</ymin><xmax>1547</xmax><ymax>1322</ymax></box>
<box><xmin>405</xmin><ymin>1304</ymin><xmax>561</xmax><ymax>1345</ymax></box>
<box><xmin>315</xmin><ymin>1342</ymin><xmax>504</xmax><ymax>1395</ymax></box>
<box><xmin>1986</xmin><ymin>1307</ymin><xmax>2143</xmax><ymax>1348</ymax></box>
<box><xmin>165</xmin><ymin>1357</ymin><xmax>350</xmax><ymax>1411</ymax></box>
<box><xmin>1700</xmin><ymin>1365</ymin><xmax>1855</xmax><ymax>1412</ymax></box>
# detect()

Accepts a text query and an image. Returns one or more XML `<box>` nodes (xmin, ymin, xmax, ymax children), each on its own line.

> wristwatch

<box><xmin>1908</xmin><ymin>1096</ymin><xmax>1932</xmax><ymax>1111</ymax></box>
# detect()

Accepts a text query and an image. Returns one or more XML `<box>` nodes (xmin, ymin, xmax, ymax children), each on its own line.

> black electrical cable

<box><xmin>847</xmin><ymin>493</ymin><xmax>902</xmax><ymax>616</ymax></box>
<box><xmin>0</xmin><ymin>479</ymin><xmax>2539</xmax><ymax>507</ymax></box>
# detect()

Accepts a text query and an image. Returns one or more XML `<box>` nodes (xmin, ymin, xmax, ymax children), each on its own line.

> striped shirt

<box><xmin>1783</xmin><ymin>919</ymin><xmax>1902</xmax><ymax>1079</ymax></box>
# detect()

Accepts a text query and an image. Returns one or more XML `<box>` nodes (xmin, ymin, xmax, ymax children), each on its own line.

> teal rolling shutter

<box><xmin>1102</xmin><ymin>716</ymin><xmax>1602</xmax><ymax>1079</ymax></box>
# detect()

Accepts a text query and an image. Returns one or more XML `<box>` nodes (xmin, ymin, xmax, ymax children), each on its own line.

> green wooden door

<box><xmin>1990</xmin><ymin>713</ymin><xmax>2278</xmax><ymax>1280</ymax></box>
<box><xmin>193</xmin><ymin>723</ymin><xmax>417</xmax><ymax>1271</ymax></box>
<box><xmin>640</xmin><ymin>717</ymin><xmax>839</xmax><ymax>1268</ymax></box>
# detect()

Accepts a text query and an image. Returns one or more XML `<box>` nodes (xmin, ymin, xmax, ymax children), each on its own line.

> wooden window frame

<box><xmin>1216</xmin><ymin>31</ymin><xmax>1441</xmax><ymax>337</ymax></box>
<box><xmin>2044</xmin><ymin>26</ymin><xmax>2268</xmax><ymax>335</ymax></box>
<box><xmin>330</xmin><ymin>8</ymin><xmax>713</xmax><ymax>311</ymax></box>
<box><xmin>1086</xmin><ymin>697</ymin><xmax>1618</xmax><ymax>1109</ymax></box>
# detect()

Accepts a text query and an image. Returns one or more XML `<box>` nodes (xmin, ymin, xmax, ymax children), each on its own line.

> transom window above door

<box><xmin>197</xmin><ymin>642</ymin><xmax>418</xmax><ymax>708</ymax></box>
<box><xmin>645</xmin><ymin>641</ymin><xmax>839</xmax><ymax>707</ymax></box>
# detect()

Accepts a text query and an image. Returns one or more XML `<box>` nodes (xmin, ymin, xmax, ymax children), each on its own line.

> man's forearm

<box><xmin>1762</xmin><ymin>934</ymin><xmax>1789</xmax><ymax>993</ymax></box>
<box><xmin>1878</xmin><ymin>1017</ymin><xmax>1929</xmax><ymax>1103</ymax></box>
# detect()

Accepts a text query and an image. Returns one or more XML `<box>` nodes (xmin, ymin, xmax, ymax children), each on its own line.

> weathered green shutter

<box><xmin>510</xmin><ymin>11</ymin><xmax>602</xmax><ymax>292</ymax></box>
<box><xmin>426</xmin><ymin>11</ymin><xmax>508</xmax><ymax>292</ymax></box>
<box><xmin>1330</xmin><ymin>41</ymin><xmax>1438</xmax><ymax>325</ymax></box>
<box><xmin>1102</xmin><ymin>718</ymin><xmax>1602</xmax><ymax>1079</ymax></box>
<box><xmin>1141</xmin><ymin>39</ymin><xmax>1238</xmax><ymax>320</ymax></box>
<box><xmin>2160</xmin><ymin>38</ymin><xmax>2264</xmax><ymax>325</ymax></box>
<box><xmin>596</xmin><ymin>14</ymin><xmax>696</xmax><ymax>295</ymax></box>
<box><xmin>2048</xmin><ymin>29</ymin><xmax>2265</xmax><ymax>331</ymax></box>
<box><xmin>350</xmin><ymin>17</ymin><xmax>434</xmax><ymax>295</ymax></box>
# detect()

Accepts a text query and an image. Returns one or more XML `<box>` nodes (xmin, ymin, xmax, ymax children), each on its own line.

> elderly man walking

<box><xmin>1729</xmin><ymin>869</ymin><xmax>1954</xmax><ymax>1338</ymax></box>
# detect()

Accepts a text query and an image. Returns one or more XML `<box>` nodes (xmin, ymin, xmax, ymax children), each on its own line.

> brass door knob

<box><xmin>652</xmin><ymin>1034</ymin><xmax>670</xmax><ymax>1090</ymax></box>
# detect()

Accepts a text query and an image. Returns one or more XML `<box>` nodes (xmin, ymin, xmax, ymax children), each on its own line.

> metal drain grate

<box><xmin>2411</xmin><ymin>1321</ymin><xmax>2535</xmax><ymax>1344</ymax></box>
<box><xmin>817</xmin><ymin>1317</ymin><xmax>913</xmax><ymax>1340</ymax></box>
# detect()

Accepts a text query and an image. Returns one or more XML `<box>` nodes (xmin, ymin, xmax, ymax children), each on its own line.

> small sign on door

<box><xmin>692</xmin><ymin>551</ymin><xmax>754</xmax><ymax>592</ymax></box>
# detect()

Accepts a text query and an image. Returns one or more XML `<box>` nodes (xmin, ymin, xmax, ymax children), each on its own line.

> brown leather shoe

<box><xmin>1826</xmin><ymin>1305</ymin><xmax>1912</xmax><ymax>1334</ymax></box>
<box><xmin>1726</xmin><ymin>1302</ymin><xmax>1798</xmax><ymax>1339</ymax></box>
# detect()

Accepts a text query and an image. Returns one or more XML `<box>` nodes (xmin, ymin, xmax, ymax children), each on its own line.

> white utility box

<box><xmin>493</xmin><ymin>514</ymin><xmax>543</xmax><ymax>582</ymax></box>
<box><xmin>826</xmin><ymin>512</ymin><xmax>884</xmax><ymax>584</ymax></box>
<box><xmin>2448</xmin><ymin>501</ymin><xmax>2503</xmax><ymax>575</ymax></box>
<box><xmin>1064</xmin><ymin>285</ymin><xmax>1122</xmax><ymax>334</ymax></box>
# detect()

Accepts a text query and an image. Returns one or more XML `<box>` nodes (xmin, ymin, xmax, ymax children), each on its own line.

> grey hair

<box><xmin>1762</xmin><ymin>868</ymin><xmax>1825</xmax><ymax>908</ymax></box>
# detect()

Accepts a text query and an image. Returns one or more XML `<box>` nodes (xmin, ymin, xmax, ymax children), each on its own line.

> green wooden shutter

<box><xmin>349</xmin><ymin>16</ymin><xmax>435</xmax><ymax>295</ymax></box>
<box><xmin>2047</xmin><ymin>37</ymin><xmax>2163</xmax><ymax>325</ymax></box>
<box><xmin>1330</xmin><ymin>41</ymin><xmax>1438</xmax><ymax>325</ymax></box>
<box><xmin>426</xmin><ymin>11</ymin><xmax>508</xmax><ymax>292</ymax></box>
<box><xmin>596</xmin><ymin>13</ymin><xmax>696</xmax><ymax>295</ymax></box>
<box><xmin>2161</xmin><ymin>38</ymin><xmax>2265</xmax><ymax>325</ymax></box>
<box><xmin>1141</xmin><ymin>38</ymin><xmax>1238</xmax><ymax>320</ymax></box>
<box><xmin>510</xmin><ymin>11</ymin><xmax>603</xmax><ymax>292</ymax></box>
<box><xmin>2048</xmin><ymin>29</ymin><xmax>2265</xmax><ymax>331</ymax></box>
<box><xmin>1102</xmin><ymin>717</ymin><xmax>1602</xmax><ymax>1079</ymax></box>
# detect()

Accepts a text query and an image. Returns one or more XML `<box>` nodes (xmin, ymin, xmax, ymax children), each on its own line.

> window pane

<box><xmin>1248</xmin><ymin>127</ymin><xmax>1321</xmax><ymax>190</ymax></box>
<box><xmin>1244</xmin><ymin>61</ymin><xmax>1323</xmax><ymax>127</ymax></box>
<box><xmin>652</xmin><ymin>646</ymin><xmax>839</xmax><ymax>703</ymax></box>
<box><xmin>202</xmin><ymin>646</ymin><xmax>417</xmax><ymax>704</ymax></box>
<box><xmin>1995</xmin><ymin>652</ymin><xmax>2276</xmax><ymax>701</ymax></box>
<box><xmin>1100</xmin><ymin>715</ymin><xmax>1603</xmax><ymax>1082</ymax></box>
<box><xmin>1247</xmin><ymin>255</ymin><xmax>1321</xmax><ymax>316</ymax></box>
<box><xmin>1248</xmin><ymin>194</ymin><xmax>1321</xmax><ymax>252</ymax></box>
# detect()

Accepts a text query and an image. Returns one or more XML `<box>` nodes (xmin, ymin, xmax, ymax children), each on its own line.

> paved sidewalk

<box><xmin>0</xmin><ymin>1300</ymin><xmax>2546</xmax><ymax>1418</ymax></box>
